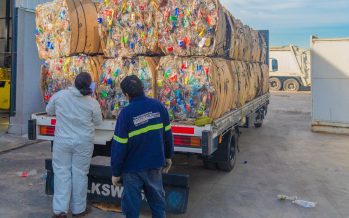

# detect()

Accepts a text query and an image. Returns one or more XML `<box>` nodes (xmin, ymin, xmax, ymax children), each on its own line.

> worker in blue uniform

<box><xmin>111</xmin><ymin>75</ymin><xmax>174</xmax><ymax>218</ymax></box>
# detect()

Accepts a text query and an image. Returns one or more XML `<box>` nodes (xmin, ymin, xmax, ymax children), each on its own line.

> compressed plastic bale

<box><xmin>157</xmin><ymin>56</ymin><xmax>238</xmax><ymax>122</ymax></box>
<box><xmin>252</xmin><ymin>63</ymin><xmax>263</xmax><ymax>98</ymax></box>
<box><xmin>97</xmin><ymin>0</ymin><xmax>162</xmax><ymax>58</ymax></box>
<box><xmin>235</xmin><ymin>61</ymin><xmax>251</xmax><ymax>105</ymax></box>
<box><xmin>36</xmin><ymin>0</ymin><xmax>102</xmax><ymax>59</ymax></box>
<box><xmin>156</xmin><ymin>0</ymin><xmax>228</xmax><ymax>57</ymax></box>
<box><xmin>261</xmin><ymin>64</ymin><xmax>269</xmax><ymax>94</ymax></box>
<box><xmin>40</xmin><ymin>55</ymin><xmax>103</xmax><ymax>103</ymax></box>
<box><xmin>97</xmin><ymin>57</ymin><xmax>159</xmax><ymax>119</ymax></box>
<box><xmin>157</xmin><ymin>1</ymin><xmax>267</xmax><ymax>62</ymax></box>
<box><xmin>224</xmin><ymin>8</ymin><xmax>267</xmax><ymax>63</ymax></box>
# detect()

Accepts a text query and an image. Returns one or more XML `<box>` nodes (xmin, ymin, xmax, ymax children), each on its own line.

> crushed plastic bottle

<box><xmin>16</xmin><ymin>169</ymin><xmax>38</xmax><ymax>177</ymax></box>
<box><xmin>292</xmin><ymin>200</ymin><xmax>317</xmax><ymax>208</ymax></box>
<box><xmin>278</xmin><ymin>194</ymin><xmax>317</xmax><ymax>208</ymax></box>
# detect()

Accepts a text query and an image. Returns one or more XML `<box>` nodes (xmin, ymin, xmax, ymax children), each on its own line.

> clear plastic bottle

<box><xmin>292</xmin><ymin>200</ymin><xmax>317</xmax><ymax>208</ymax></box>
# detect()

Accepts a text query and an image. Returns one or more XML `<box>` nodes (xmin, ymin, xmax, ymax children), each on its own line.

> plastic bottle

<box><xmin>292</xmin><ymin>200</ymin><xmax>317</xmax><ymax>208</ymax></box>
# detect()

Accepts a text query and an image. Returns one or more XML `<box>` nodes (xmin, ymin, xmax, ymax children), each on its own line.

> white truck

<box><xmin>269</xmin><ymin>44</ymin><xmax>311</xmax><ymax>91</ymax></box>
<box><xmin>28</xmin><ymin>31</ymin><xmax>270</xmax><ymax>214</ymax></box>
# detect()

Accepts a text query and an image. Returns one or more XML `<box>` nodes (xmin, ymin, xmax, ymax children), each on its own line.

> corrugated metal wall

<box><xmin>15</xmin><ymin>0</ymin><xmax>51</xmax><ymax>10</ymax></box>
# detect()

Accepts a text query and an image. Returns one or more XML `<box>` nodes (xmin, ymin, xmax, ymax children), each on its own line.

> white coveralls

<box><xmin>46</xmin><ymin>87</ymin><xmax>102</xmax><ymax>215</ymax></box>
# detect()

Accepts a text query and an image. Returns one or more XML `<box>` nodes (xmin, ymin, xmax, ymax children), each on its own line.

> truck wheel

<box><xmin>269</xmin><ymin>77</ymin><xmax>282</xmax><ymax>91</ymax></box>
<box><xmin>254</xmin><ymin>108</ymin><xmax>265</xmax><ymax>128</ymax></box>
<box><xmin>217</xmin><ymin>133</ymin><xmax>238</xmax><ymax>172</ymax></box>
<box><xmin>283</xmin><ymin>79</ymin><xmax>300</xmax><ymax>92</ymax></box>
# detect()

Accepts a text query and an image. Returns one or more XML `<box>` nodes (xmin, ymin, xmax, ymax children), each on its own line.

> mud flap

<box><xmin>45</xmin><ymin>159</ymin><xmax>189</xmax><ymax>214</ymax></box>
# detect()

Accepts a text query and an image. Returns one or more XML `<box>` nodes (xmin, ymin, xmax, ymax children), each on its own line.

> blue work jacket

<box><xmin>111</xmin><ymin>95</ymin><xmax>174</xmax><ymax>177</ymax></box>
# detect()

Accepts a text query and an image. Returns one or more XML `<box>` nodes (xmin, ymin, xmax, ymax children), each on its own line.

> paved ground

<box><xmin>0</xmin><ymin>92</ymin><xmax>349</xmax><ymax>218</ymax></box>
<box><xmin>0</xmin><ymin>112</ymin><xmax>38</xmax><ymax>154</ymax></box>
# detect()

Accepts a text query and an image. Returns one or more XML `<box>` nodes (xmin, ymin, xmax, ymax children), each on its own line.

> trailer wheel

<box><xmin>217</xmin><ymin>133</ymin><xmax>238</xmax><ymax>172</ymax></box>
<box><xmin>269</xmin><ymin>77</ymin><xmax>282</xmax><ymax>91</ymax></box>
<box><xmin>283</xmin><ymin>79</ymin><xmax>300</xmax><ymax>92</ymax></box>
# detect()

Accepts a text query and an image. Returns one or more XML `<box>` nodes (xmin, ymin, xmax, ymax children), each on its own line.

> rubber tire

<box><xmin>217</xmin><ymin>134</ymin><xmax>238</xmax><ymax>172</ymax></box>
<box><xmin>269</xmin><ymin>77</ymin><xmax>282</xmax><ymax>91</ymax></box>
<box><xmin>283</xmin><ymin>78</ymin><xmax>300</xmax><ymax>92</ymax></box>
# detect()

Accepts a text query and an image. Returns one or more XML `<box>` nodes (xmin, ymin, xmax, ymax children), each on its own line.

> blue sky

<box><xmin>220</xmin><ymin>0</ymin><xmax>349</xmax><ymax>48</ymax></box>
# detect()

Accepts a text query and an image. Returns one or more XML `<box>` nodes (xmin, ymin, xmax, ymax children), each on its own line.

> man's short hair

<box><xmin>120</xmin><ymin>75</ymin><xmax>145</xmax><ymax>99</ymax></box>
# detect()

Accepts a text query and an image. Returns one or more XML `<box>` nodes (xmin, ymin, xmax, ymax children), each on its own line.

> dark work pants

<box><xmin>122</xmin><ymin>169</ymin><xmax>165</xmax><ymax>218</ymax></box>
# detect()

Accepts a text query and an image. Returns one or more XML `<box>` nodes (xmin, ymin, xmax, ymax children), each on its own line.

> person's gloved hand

<box><xmin>112</xmin><ymin>176</ymin><xmax>121</xmax><ymax>186</ymax></box>
<box><xmin>162</xmin><ymin>159</ymin><xmax>172</xmax><ymax>174</ymax></box>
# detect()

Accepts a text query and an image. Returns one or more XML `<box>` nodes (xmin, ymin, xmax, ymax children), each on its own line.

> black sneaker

<box><xmin>52</xmin><ymin>213</ymin><xmax>67</xmax><ymax>218</ymax></box>
<box><xmin>72</xmin><ymin>205</ymin><xmax>92</xmax><ymax>217</ymax></box>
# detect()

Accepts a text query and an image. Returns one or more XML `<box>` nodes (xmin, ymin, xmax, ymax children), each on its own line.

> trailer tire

<box><xmin>269</xmin><ymin>77</ymin><xmax>282</xmax><ymax>91</ymax></box>
<box><xmin>217</xmin><ymin>133</ymin><xmax>238</xmax><ymax>172</ymax></box>
<box><xmin>254</xmin><ymin>122</ymin><xmax>263</xmax><ymax>128</ymax></box>
<box><xmin>283</xmin><ymin>79</ymin><xmax>300</xmax><ymax>92</ymax></box>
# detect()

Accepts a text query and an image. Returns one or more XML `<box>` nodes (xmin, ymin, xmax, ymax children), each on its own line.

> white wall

<box><xmin>311</xmin><ymin>37</ymin><xmax>349</xmax><ymax>129</ymax></box>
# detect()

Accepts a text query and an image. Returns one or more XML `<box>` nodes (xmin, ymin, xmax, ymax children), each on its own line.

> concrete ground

<box><xmin>0</xmin><ymin>112</ymin><xmax>38</xmax><ymax>154</ymax></box>
<box><xmin>0</xmin><ymin>92</ymin><xmax>349</xmax><ymax>218</ymax></box>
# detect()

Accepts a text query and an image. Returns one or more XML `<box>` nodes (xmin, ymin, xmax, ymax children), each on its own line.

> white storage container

<box><xmin>311</xmin><ymin>36</ymin><xmax>349</xmax><ymax>134</ymax></box>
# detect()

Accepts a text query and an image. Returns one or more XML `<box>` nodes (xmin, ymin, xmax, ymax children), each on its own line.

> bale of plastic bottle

<box><xmin>97</xmin><ymin>0</ymin><xmax>162</xmax><ymax>58</ymax></box>
<box><xmin>157</xmin><ymin>56</ymin><xmax>239</xmax><ymax>122</ymax></box>
<box><xmin>156</xmin><ymin>1</ymin><xmax>267</xmax><ymax>62</ymax></box>
<box><xmin>233</xmin><ymin>61</ymin><xmax>265</xmax><ymax>106</ymax></box>
<box><xmin>261</xmin><ymin>64</ymin><xmax>269</xmax><ymax>94</ymax></box>
<box><xmin>157</xmin><ymin>56</ymin><xmax>269</xmax><ymax>122</ymax></box>
<box><xmin>40</xmin><ymin>55</ymin><xmax>103</xmax><ymax>103</ymax></box>
<box><xmin>223</xmin><ymin>8</ymin><xmax>267</xmax><ymax>63</ymax></box>
<box><xmin>156</xmin><ymin>0</ymin><xmax>227</xmax><ymax>58</ymax></box>
<box><xmin>36</xmin><ymin>0</ymin><xmax>102</xmax><ymax>59</ymax></box>
<box><xmin>97</xmin><ymin>57</ymin><xmax>159</xmax><ymax>119</ymax></box>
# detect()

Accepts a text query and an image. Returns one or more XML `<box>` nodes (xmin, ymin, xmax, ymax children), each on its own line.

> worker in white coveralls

<box><xmin>46</xmin><ymin>72</ymin><xmax>102</xmax><ymax>218</ymax></box>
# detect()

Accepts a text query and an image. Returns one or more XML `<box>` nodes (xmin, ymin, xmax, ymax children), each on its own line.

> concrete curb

<box><xmin>0</xmin><ymin>134</ymin><xmax>41</xmax><ymax>155</ymax></box>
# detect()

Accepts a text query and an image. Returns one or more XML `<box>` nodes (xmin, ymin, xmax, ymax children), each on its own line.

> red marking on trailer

<box><xmin>171</xmin><ymin>126</ymin><xmax>195</xmax><ymax>135</ymax></box>
<box><xmin>51</xmin><ymin>119</ymin><xmax>56</xmax><ymax>126</ymax></box>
